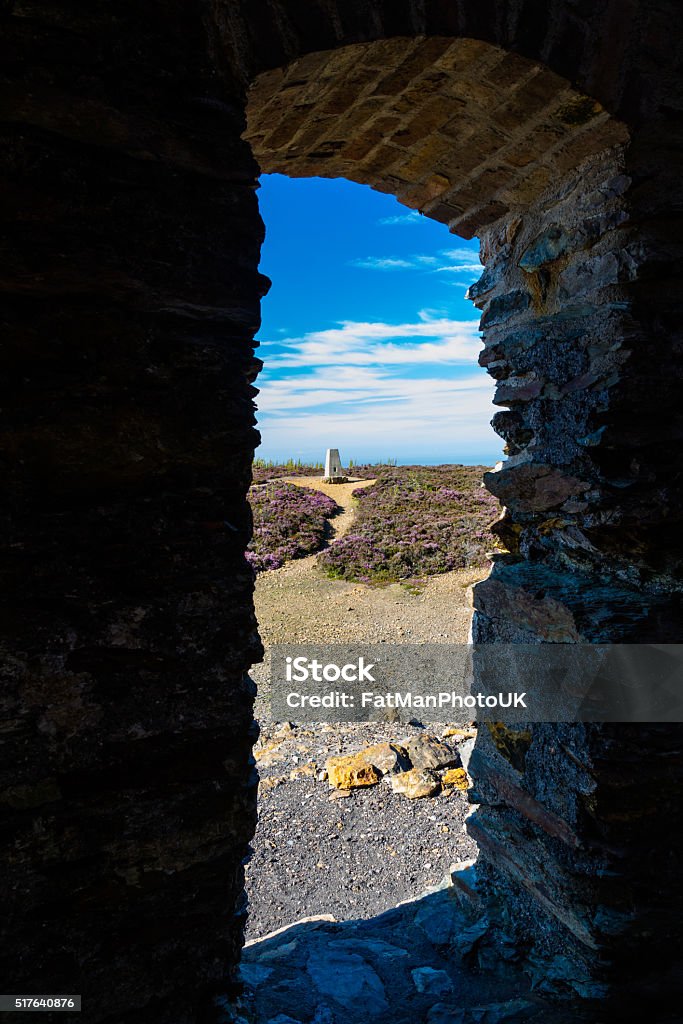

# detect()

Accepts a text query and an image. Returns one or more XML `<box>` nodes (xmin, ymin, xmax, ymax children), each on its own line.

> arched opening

<box><xmin>237</xmin><ymin>36</ymin><xmax>640</xmax><ymax>1021</ymax></box>
<box><xmin>4</xmin><ymin>6</ymin><xmax>681</xmax><ymax>1021</ymax></box>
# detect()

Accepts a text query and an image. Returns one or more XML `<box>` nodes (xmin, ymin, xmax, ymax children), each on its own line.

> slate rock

<box><xmin>428</xmin><ymin>1005</ymin><xmax>466</xmax><ymax>1024</ymax></box>
<box><xmin>428</xmin><ymin>999</ymin><xmax>536</xmax><ymax>1024</ymax></box>
<box><xmin>307</xmin><ymin>950</ymin><xmax>388</xmax><ymax>1014</ymax></box>
<box><xmin>239</xmin><ymin>962</ymin><xmax>274</xmax><ymax>987</ymax></box>
<box><xmin>479</xmin><ymin>289</ymin><xmax>530</xmax><ymax>329</ymax></box>
<box><xmin>414</xmin><ymin>892</ymin><xmax>463</xmax><ymax>946</ymax></box>
<box><xmin>406</xmin><ymin>734</ymin><xmax>460</xmax><ymax>770</ymax></box>
<box><xmin>411</xmin><ymin>966</ymin><xmax>454</xmax><ymax>995</ymax></box>
<box><xmin>360</xmin><ymin>741</ymin><xmax>411</xmax><ymax>775</ymax></box>
<box><xmin>519</xmin><ymin>226</ymin><xmax>571</xmax><ymax>271</ymax></box>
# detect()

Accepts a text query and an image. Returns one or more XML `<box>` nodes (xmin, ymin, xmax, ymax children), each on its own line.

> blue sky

<box><xmin>254</xmin><ymin>174</ymin><xmax>502</xmax><ymax>466</ymax></box>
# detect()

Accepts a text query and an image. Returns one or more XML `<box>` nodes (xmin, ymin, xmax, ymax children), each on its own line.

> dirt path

<box><xmin>246</xmin><ymin>475</ymin><xmax>483</xmax><ymax>940</ymax></box>
<box><xmin>253</xmin><ymin>476</ymin><xmax>483</xmax><ymax>670</ymax></box>
<box><xmin>283</xmin><ymin>474</ymin><xmax>378</xmax><ymax>538</ymax></box>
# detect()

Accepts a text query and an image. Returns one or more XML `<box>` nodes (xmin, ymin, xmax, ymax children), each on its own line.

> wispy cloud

<box><xmin>257</xmin><ymin>365</ymin><xmax>489</xmax><ymax>413</ymax></box>
<box><xmin>377</xmin><ymin>211</ymin><xmax>422</xmax><ymax>226</ymax></box>
<box><xmin>255</xmin><ymin>313</ymin><xmax>500</xmax><ymax>462</ymax></box>
<box><xmin>435</xmin><ymin>247</ymin><xmax>483</xmax><ymax>278</ymax></box>
<box><xmin>256</xmin><ymin>367</ymin><xmax>497</xmax><ymax>462</ymax></box>
<box><xmin>264</xmin><ymin>314</ymin><xmax>482</xmax><ymax>370</ymax></box>
<box><xmin>349</xmin><ymin>248</ymin><xmax>483</xmax><ymax>283</ymax></box>
<box><xmin>350</xmin><ymin>256</ymin><xmax>415</xmax><ymax>270</ymax></box>
<box><xmin>441</xmin><ymin>247</ymin><xmax>482</xmax><ymax>262</ymax></box>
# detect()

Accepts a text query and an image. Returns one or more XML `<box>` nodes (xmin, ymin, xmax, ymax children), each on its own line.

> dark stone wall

<box><xmin>460</xmin><ymin>17</ymin><xmax>683</xmax><ymax>1005</ymax></box>
<box><xmin>1</xmin><ymin>4</ymin><xmax>263</xmax><ymax>1021</ymax></box>
<box><xmin>1</xmin><ymin>1</ymin><xmax>681</xmax><ymax>1021</ymax></box>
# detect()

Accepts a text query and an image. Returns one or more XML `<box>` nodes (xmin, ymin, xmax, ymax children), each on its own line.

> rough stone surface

<box><xmin>391</xmin><ymin>768</ymin><xmax>441</xmax><ymax>800</ymax></box>
<box><xmin>245</xmin><ymin>39</ymin><xmax>626</xmax><ymax>239</ymax></box>
<box><xmin>2</xmin><ymin>2</ymin><xmax>682</xmax><ymax>1021</ymax></box>
<box><xmin>443</xmin><ymin>768</ymin><xmax>470</xmax><ymax>791</ymax></box>
<box><xmin>325</xmin><ymin>753</ymin><xmax>381</xmax><ymax>790</ymax></box>
<box><xmin>405</xmin><ymin>733</ymin><xmax>460</xmax><ymax>770</ymax></box>
<box><xmin>411</xmin><ymin>966</ymin><xmax>454</xmax><ymax>995</ymax></box>
<box><xmin>230</xmin><ymin>868</ymin><xmax>565</xmax><ymax>1024</ymax></box>
<box><xmin>362</xmin><ymin>741</ymin><xmax>411</xmax><ymax>775</ymax></box>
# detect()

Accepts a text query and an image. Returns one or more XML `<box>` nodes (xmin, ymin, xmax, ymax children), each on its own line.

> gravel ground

<box><xmin>245</xmin><ymin>720</ymin><xmax>478</xmax><ymax>941</ymax></box>
<box><xmin>246</xmin><ymin>475</ymin><xmax>484</xmax><ymax>942</ymax></box>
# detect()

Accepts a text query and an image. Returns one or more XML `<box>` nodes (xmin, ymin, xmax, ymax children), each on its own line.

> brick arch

<box><xmin>225</xmin><ymin>2</ymin><xmax>645</xmax><ymax>124</ymax></box>
<box><xmin>244</xmin><ymin>38</ymin><xmax>627</xmax><ymax>238</ymax></box>
<box><xmin>1</xmin><ymin>3</ymin><xmax>680</xmax><ymax>1022</ymax></box>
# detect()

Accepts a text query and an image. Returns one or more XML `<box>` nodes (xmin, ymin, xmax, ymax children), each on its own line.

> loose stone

<box><xmin>391</xmin><ymin>767</ymin><xmax>441</xmax><ymax>799</ymax></box>
<box><xmin>325</xmin><ymin>754</ymin><xmax>381</xmax><ymax>789</ymax></box>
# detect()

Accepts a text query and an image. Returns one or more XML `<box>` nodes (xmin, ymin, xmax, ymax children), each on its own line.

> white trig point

<box><xmin>323</xmin><ymin>448</ymin><xmax>348</xmax><ymax>483</ymax></box>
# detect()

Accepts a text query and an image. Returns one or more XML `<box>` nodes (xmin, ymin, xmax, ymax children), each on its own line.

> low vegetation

<box><xmin>246</xmin><ymin>481</ymin><xmax>339</xmax><ymax>572</ymax></box>
<box><xmin>247</xmin><ymin>463</ymin><xmax>499</xmax><ymax>581</ymax></box>
<box><xmin>317</xmin><ymin>465</ymin><xmax>498</xmax><ymax>585</ymax></box>
<box><xmin>251</xmin><ymin>458</ymin><xmax>393</xmax><ymax>483</ymax></box>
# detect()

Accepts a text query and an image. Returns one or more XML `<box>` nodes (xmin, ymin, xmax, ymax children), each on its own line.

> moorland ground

<box><xmin>246</xmin><ymin>465</ymin><xmax>494</xmax><ymax>939</ymax></box>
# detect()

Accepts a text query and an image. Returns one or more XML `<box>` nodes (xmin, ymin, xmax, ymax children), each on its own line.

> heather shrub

<box><xmin>252</xmin><ymin>459</ymin><xmax>323</xmax><ymax>483</ymax></box>
<box><xmin>251</xmin><ymin>459</ymin><xmax>390</xmax><ymax>483</ymax></box>
<box><xmin>317</xmin><ymin>465</ymin><xmax>499</xmax><ymax>584</ymax></box>
<box><xmin>247</xmin><ymin>482</ymin><xmax>339</xmax><ymax>572</ymax></box>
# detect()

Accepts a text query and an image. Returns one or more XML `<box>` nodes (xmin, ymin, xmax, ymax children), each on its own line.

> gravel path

<box><xmin>246</xmin><ymin>476</ymin><xmax>485</xmax><ymax>941</ymax></box>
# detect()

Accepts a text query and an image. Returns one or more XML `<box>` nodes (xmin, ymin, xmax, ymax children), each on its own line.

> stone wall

<box><xmin>1</xmin><ymin>1</ymin><xmax>681</xmax><ymax>1021</ymax></box>
<box><xmin>0</xmin><ymin>4</ymin><xmax>263</xmax><ymax>1021</ymax></box>
<box><xmin>245</xmin><ymin>31</ymin><xmax>683</xmax><ymax>1011</ymax></box>
<box><xmin>467</xmin><ymin>144</ymin><xmax>683</xmax><ymax>1006</ymax></box>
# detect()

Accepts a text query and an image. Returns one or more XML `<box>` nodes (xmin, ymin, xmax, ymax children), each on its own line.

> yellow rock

<box><xmin>259</xmin><ymin>776</ymin><xmax>284</xmax><ymax>793</ymax></box>
<box><xmin>442</xmin><ymin>768</ymin><xmax>469</xmax><ymax>791</ymax></box>
<box><xmin>254</xmin><ymin>737</ymin><xmax>288</xmax><ymax>766</ymax></box>
<box><xmin>325</xmin><ymin>753</ymin><xmax>381</xmax><ymax>790</ymax></box>
<box><xmin>442</xmin><ymin>726</ymin><xmax>477</xmax><ymax>740</ymax></box>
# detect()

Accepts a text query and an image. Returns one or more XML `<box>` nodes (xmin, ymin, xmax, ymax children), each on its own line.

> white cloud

<box><xmin>435</xmin><ymin>264</ymin><xmax>483</xmax><ymax>275</ymax></box>
<box><xmin>264</xmin><ymin>315</ymin><xmax>483</xmax><ymax>370</ymax></box>
<box><xmin>256</xmin><ymin>371</ymin><xmax>498</xmax><ymax>462</ymax></box>
<box><xmin>350</xmin><ymin>256</ymin><xmax>415</xmax><ymax>270</ymax></box>
<box><xmin>349</xmin><ymin>248</ymin><xmax>483</xmax><ymax>282</ymax></box>
<box><xmin>441</xmin><ymin>247</ymin><xmax>482</xmax><ymax>262</ymax></box>
<box><xmin>377</xmin><ymin>211</ymin><xmax>422</xmax><ymax>226</ymax></box>
<box><xmin>257</xmin><ymin>365</ymin><xmax>490</xmax><ymax>413</ymax></box>
<box><xmin>254</xmin><ymin>313</ymin><xmax>500</xmax><ymax>462</ymax></box>
<box><xmin>432</xmin><ymin>247</ymin><xmax>483</xmax><ymax>279</ymax></box>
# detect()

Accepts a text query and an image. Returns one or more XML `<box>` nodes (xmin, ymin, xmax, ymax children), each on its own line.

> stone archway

<box><xmin>243</xmin><ymin>35</ymin><xmax>668</xmax><ymax>1007</ymax></box>
<box><xmin>1</xmin><ymin>3</ymin><xmax>681</xmax><ymax>1022</ymax></box>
